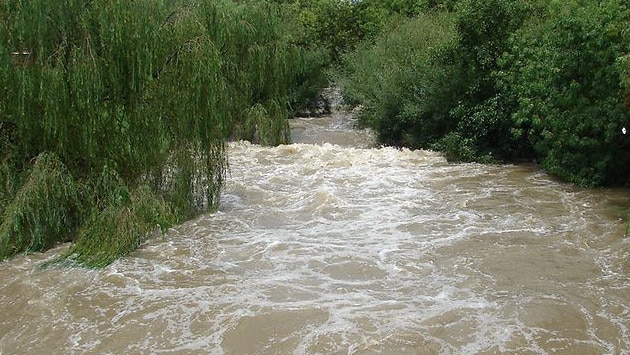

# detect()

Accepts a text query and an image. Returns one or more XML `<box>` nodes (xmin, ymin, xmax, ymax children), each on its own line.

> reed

<box><xmin>0</xmin><ymin>0</ymin><xmax>315</xmax><ymax>267</ymax></box>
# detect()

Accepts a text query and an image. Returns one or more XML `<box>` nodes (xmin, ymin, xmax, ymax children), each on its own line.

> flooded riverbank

<box><xmin>1</xmin><ymin>110</ymin><xmax>629</xmax><ymax>354</ymax></box>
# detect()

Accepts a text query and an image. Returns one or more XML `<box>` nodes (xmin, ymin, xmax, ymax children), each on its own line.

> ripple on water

<box><xmin>0</xmin><ymin>115</ymin><xmax>629</xmax><ymax>354</ymax></box>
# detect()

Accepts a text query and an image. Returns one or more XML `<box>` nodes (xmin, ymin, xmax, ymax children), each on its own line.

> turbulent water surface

<box><xmin>1</xmin><ymin>109</ymin><xmax>630</xmax><ymax>354</ymax></box>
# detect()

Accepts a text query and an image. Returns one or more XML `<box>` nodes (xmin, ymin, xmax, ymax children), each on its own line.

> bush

<box><xmin>336</xmin><ymin>0</ymin><xmax>629</xmax><ymax>188</ymax></box>
<box><xmin>335</xmin><ymin>12</ymin><xmax>458</xmax><ymax>147</ymax></box>
<box><xmin>437</xmin><ymin>0</ymin><xmax>540</xmax><ymax>162</ymax></box>
<box><xmin>503</xmin><ymin>0</ymin><xmax>630</xmax><ymax>186</ymax></box>
<box><xmin>297</xmin><ymin>0</ymin><xmax>386</xmax><ymax>62</ymax></box>
<box><xmin>336</xmin><ymin>0</ymin><xmax>536</xmax><ymax>160</ymax></box>
<box><xmin>435</xmin><ymin>132</ymin><xmax>487</xmax><ymax>163</ymax></box>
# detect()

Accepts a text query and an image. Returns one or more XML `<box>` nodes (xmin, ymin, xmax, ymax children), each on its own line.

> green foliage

<box><xmin>291</xmin><ymin>0</ymin><xmax>458</xmax><ymax>64</ymax></box>
<box><xmin>337</xmin><ymin>0</ymin><xmax>629</xmax><ymax>187</ymax></box>
<box><xmin>437</xmin><ymin>0</ymin><xmax>539</xmax><ymax>162</ymax></box>
<box><xmin>296</xmin><ymin>0</ymin><xmax>387</xmax><ymax>61</ymax></box>
<box><xmin>0</xmin><ymin>160</ymin><xmax>19</xmax><ymax>218</ymax></box>
<box><xmin>0</xmin><ymin>0</ymin><xmax>320</xmax><ymax>266</ymax></box>
<box><xmin>0</xmin><ymin>153</ymin><xmax>84</xmax><ymax>259</ymax></box>
<box><xmin>435</xmin><ymin>132</ymin><xmax>485</xmax><ymax>163</ymax></box>
<box><xmin>242</xmin><ymin>102</ymin><xmax>291</xmax><ymax>146</ymax></box>
<box><xmin>336</xmin><ymin>0</ymin><xmax>533</xmax><ymax>159</ymax></box>
<box><xmin>261</xmin><ymin>1</ymin><xmax>331</xmax><ymax>115</ymax></box>
<box><xmin>503</xmin><ymin>0</ymin><xmax>630</xmax><ymax>186</ymax></box>
<box><xmin>336</xmin><ymin>12</ymin><xmax>458</xmax><ymax>147</ymax></box>
<box><xmin>65</xmin><ymin>185</ymin><xmax>175</xmax><ymax>269</ymax></box>
<box><xmin>363</xmin><ymin>0</ymin><xmax>425</xmax><ymax>16</ymax></box>
<box><xmin>620</xmin><ymin>54</ymin><xmax>630</xmax><ymax>108</ymax></box>
<box><xmin>287</xmin><ymin>47</ymin><xmax>331</xmax><ymax>116</ymax></box>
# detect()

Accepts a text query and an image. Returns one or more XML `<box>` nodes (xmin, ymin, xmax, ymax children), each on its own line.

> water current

<box><xmin>1</xmin><ymin>109</ymin><xmax>630</xmax><ymax>354</ymax></box>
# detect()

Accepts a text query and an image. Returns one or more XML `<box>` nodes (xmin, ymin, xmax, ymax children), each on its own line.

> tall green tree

<box><xmin>0</xmin><ymin>0</ymin><xmax>319</xmax><ymax>266</ymax></box>
<box><xmin>296</xmin><ymin>0</ymin><xmax>386</xmax><ymax>61</ymax></box>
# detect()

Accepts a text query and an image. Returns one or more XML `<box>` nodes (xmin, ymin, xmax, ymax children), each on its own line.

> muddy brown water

<box><xmin>1</xmin><ymin>110</ymin><xmax>630</xmax><ymax>354</ymax></box>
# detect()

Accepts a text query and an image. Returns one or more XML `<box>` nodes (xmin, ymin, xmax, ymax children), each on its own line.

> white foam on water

<box><xmin>0</xmin><ymin>117</ymin><xmax>629</xmax><ymax>354</ymax></box>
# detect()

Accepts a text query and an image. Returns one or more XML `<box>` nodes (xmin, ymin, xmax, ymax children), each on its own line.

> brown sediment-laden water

<box><xmin>1</xmin><ymin>109</ymin><xmax>629</xmax><ymax>354</ymax></box>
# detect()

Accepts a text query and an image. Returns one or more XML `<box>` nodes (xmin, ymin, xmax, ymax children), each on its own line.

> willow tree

<box><xmin>0</xmin><ymin>0</ymin><xmax>308</xmax><ymax>267</ymax></box>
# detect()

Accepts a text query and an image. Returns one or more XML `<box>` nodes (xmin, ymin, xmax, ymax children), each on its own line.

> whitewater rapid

<box><xmin>1</xmin><ymin>112</ymin><xmax>629</xmax><ymax>354</ymax></box>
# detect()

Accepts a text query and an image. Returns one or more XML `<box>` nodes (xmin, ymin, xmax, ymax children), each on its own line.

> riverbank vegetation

<box><xmin>1</xmin><ymin>0</ymin><xmax>629</xmax><ymax>266</ymax></box>
<box><xmin>334</xmin><ymin>0</ymin><xmax>630</xmax><ymax>188</ymax></box>
<box><xmin>0</xmin><ymin>0</ymin><xmax>327</xmax><ymax>267</ymax></box>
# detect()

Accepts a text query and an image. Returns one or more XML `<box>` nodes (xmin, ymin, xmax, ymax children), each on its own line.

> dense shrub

<box><xmin>337</xmin><ymin>0</ymin><xmax>629</xmax><ymax>187</ymax></box>
<box><xmin>296</xmin><ymin>0</ymin><xmax>386</xmax><ymax>62</ymax></box>
<box><xmin>336</xmin><ymin>0</ymin><xmax>533</xmax><ymax>157</ymax></box>
<box><xmin>336</xmin><ymin>12</ymin><xmax>458</xmax><ymax>147</ymax></box>
<box><xmin>503</xmin><ymin>0</ymin><xmax>630</xmax><ymax>186</ymax></box>
<box><xmin>433</xmin><ymin>0</ymin><xmax>541</xmax><ymax>162</ymax></box>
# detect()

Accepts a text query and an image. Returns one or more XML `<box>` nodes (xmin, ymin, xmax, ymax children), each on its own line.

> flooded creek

<box><xmin>1</xmin><ymin>110</ymin><xmax>629</xmax><ymax>354</ymax></box>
